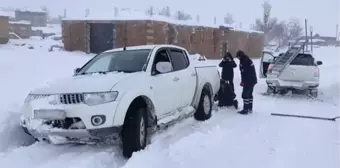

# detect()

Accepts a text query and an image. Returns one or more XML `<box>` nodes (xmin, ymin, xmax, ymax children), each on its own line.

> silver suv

<box><xmin>259</xmin><ymin>51</ymin><xmax>323</xmax><ymax>97</ymax></box>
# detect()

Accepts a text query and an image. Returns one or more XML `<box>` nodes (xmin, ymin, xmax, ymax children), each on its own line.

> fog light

<box><xmin>91</xmin><ymin>115</ymin><xmax>106</xmax><ymax>126</ymax></box>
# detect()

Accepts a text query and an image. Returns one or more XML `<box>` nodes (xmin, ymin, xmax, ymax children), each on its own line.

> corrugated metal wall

<box><xmin>0</xmin><ymin>16</ymin><xmax>9</xmax><ymax>44</ymax></box>
<box><xmin>62</xmin><ymin>19</ymin><xmax>264</xmax><ymax>59</ymax></box>
<box><xmin>62</xmin><ymin>21</ymin><xmax>87</xmax><ymax>52</ymax></box>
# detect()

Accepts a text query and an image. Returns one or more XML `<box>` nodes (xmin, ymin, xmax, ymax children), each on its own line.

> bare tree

<box><xmin>251</xmin><ymin>1</ymin><xmax>278</xmax><ymax>44</ymax></box>
<box><xmin>174</xmin><ymin>10</ymin><xmax>192</xmax><ymax>21</ymax></box>
<box><xmin>272</xmin><ymin>21</ymin><xmax>288</xmax><ymax>46</ymax></box>
<box><xmin>252</xmin><ymin>1</ymin><xmax>277</xmax><ymax>34</ymax></box>
<box><xmin>159</xmin><ymin>6</ymin><xmax>171</xmax><ymax>17</ymax></box>
<box><xmin>286</xmin><ymin>18</ymin><xmax>303</xmax><ymax>39</ymax></box>
<box><xmin>40</xmin><ymin>6</ymin><xmax>50</xmax><ymax>21</ymax></box>
<box><xmin>145</xmin><ymin>6</ymin><xmax>154</xmax><ymax>16</ymax></box>
<box><xmin>224</xmin><ymin>13</ymin><xmax>234</xmax><ymax>25</ymax></box>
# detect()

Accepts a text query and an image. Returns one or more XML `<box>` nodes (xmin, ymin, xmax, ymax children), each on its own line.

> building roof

<box><xmin>0</xmin><ymin>10</ymin><xmax>15</xmax><ymax>18</ymax></box>
<box><xmin>15</xmin><ymin>7</ymin><xmax>46</xmax><ymax>13</ymax></box>
<box><xmin>62</xmin><ymin>8</ymin><xmax>263</xmax><ymax>34</ymax></box>
<box><xmin>9</xmin><ymin>20</ymin><xmax>31</xmax><ymax>25</ymax></box>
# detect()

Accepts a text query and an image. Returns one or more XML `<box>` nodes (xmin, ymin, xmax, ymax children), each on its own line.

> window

<box><xmin>290</xmin><ymin>54</ymin><xmax>315</xmax><ymax>66</ymax></box>
<box><xmin>168</xmin><ymin>49</ymin><xmax>189</xmax><ymax>71</ymax></box>
<box><xmin>152</xmin><ymin>49</ymin><xmax>172</xmax><ymax>74</ymax></box>
<box><xmin>78</xmin><ymin>49</ymin><xmax>151</xmax><ymax>74</ymax></box>
<box><xmin>262</xmin><ymin>52</ymin><xmax>274</xmax><ymax>63</ymax></box>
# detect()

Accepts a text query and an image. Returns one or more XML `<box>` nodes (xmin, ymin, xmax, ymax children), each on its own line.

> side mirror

<box><xmin>316</xmin><ymin>61</ymin><xmax>322</xmax><ymax>65</ymax></box>
<box><xmin>155</xmin><ymin>62</ymin><xmax>172</xmax><ymax>74</ymax></box>
<box><xmin>74</xmin><ymin>68</ymin><xmax>81</xmax><ymax>75</ymax></box>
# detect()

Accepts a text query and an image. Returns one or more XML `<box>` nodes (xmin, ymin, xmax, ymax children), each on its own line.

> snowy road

<box><xmin>0</xmin><ymin>42</ymin><xmax>339</xmax><ymax>168</ymax></box>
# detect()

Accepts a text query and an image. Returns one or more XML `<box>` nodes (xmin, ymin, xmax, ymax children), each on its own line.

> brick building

<box><xmin>62</xmin><ymin>19</ymin><xmax>264</xmax><ymax>59</ymax></box>
<box><xmin>9</xmin><ymin>20</ymin><xmax>32</xmax><ymax>39</ymax></box>
<box><xmin>15</xmin><ymin>9</ymin><xmax>47</xmax><ymax>27</ymax></box>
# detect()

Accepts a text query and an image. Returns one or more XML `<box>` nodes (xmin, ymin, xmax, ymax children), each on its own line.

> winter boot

<box><xmin>238</xmin><ymin>99</ymin><xmax>249</xmax><ymax>115</ymax></box>
<box><xmin>248</xmin><ymin>99</ymin><xmax>253</xmax><ymax>113</ymax></box>
<box><xmin>233</xmin><ymin>99</ymin><xmax>238</xmax><ymax>109</ymax></box>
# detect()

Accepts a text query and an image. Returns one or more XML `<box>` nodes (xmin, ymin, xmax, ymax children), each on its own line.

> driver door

<box><xmin>259</xmin><ymin>51</ymin><xmax>275</xmax><ymax>78</ymax></box>
<box><xmin>150</xmin><ymin>48</ymin><xmax>180</xmax><ymax>118</ymax></box>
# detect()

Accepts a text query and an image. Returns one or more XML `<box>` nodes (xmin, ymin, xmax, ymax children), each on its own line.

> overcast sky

<box><xmin>2</xmin><ymin>0</ymin><xmax>339</xmax><ymax>36</ymax></box>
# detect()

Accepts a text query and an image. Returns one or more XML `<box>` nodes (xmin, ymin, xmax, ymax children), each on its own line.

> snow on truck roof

<box><xmin>103</xmin><ymin>44</ymin><xmax>185</xmax><ymax>53</ymax></box>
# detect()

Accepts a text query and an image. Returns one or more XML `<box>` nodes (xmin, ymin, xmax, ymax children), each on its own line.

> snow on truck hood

<box><xmin>30</xmin><ymin>72</ymin><xmax>137</xmax><ymax>94</ymax></box>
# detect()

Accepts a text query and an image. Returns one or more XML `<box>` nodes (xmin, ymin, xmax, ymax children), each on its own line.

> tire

<box><xmin>310</xmin><ymin>89</ymin><xmax>318</xmax><ymax>98</ymax></box>
<box><xmin>194</xmin><ymin>88</ymin><xmax>212</xmax><ymax>121</ymax></box>
<box><xmin>266</xmin><ymin>86</ymin><xmax>275</xmax><ymax>94</ymax></box>
<box><xmin>121</xmin><ymin>107</ymin><xmax>148</xmax><ymax>158</ymax></box>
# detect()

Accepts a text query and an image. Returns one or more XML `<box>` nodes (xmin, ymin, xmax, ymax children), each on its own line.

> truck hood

<box><xmin>30</xmin><ymin>72</ymin><xmax>138</xmax><ymax>94</ymax></box>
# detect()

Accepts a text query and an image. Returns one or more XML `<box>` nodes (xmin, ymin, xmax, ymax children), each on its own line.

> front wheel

<box><xmin>121</xmin><ymin>107</ymin><xmax>148</xmax><ymax>158</ymax></box>
<box><xmin>309</xmin><ymin>89</ymin><xmax>318</xmax><ymax>98</ymax></box>
<box><xmin>194</xmin><ymin>88</ymin><xmax>212</xmax><ymax>121</ymax></box>
<box><xmin>266</xmin><ymin>86</ymin><xmax>276</xmax><ymax>94</ymax></box>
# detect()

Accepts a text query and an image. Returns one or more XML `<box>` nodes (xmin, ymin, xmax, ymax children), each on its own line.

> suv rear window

<box><xmin>290</xmin><ymin>54</ymin><xmax>315</xmax><ymax>66</ymax></box>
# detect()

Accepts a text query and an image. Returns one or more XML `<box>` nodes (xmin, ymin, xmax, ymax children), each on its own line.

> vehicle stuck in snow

<box><xmin>259</xmin><ymin>40</ymin><xmax>323</xmax><ymax>97</ymax></box>
<box><xmin>20</xmin><ymin>44</ymin><xmax>220</xmax><ymax>157</ymax></box>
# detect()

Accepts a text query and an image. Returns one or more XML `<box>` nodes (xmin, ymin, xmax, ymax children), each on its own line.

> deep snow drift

<box><xmin>0</xmin><ymin>40</ymin><xmax>339</xmax><ymax>168</ymax></box>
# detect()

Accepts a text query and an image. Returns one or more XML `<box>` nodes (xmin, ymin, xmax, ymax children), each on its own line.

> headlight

<box><xmin>83</xmin><ymin>91</ymin><xmax>118</xmax><ymax>106</ymax></box>
<box><xmin>24</xmin><ymin>94</ymin><xmax>50</xmax><ymax>103</ymax></box>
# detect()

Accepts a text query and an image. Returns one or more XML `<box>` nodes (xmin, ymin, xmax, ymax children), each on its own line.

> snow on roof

<box><xmin>289</xmin><ymin>38</ymin><xmax>327</xmax><ymax>43</ymax></box>
<box><xmin>62</xmin><ymin>8</ymin><xmax>263</xmax><ymax>34</ymax></box>
<box><xmin>15</xmin><ymin>7</ymin><xmax>46</xmax><ymax>13</ymax></box>
<box><xmin>0</xmin><ymin>10</ymin><xmax>15</xmax><ymax>17</ymax></box>
<box><xmin>310</xmin><ymin>38</ymin><xmax>326</xmax><ymax>42</ymax></box>
<box><xmin>32</xmin><ymin>24</ymin><xmax>61</xmax><ymax>34</ymax></box>
<box><xmin>9</xmin><ymin>20</ymin><xmax>31</xmax><ymax>25</ymax></box>
<box><xmin>103</xmin><ymin>44</ymin><xmax>186</xmax><ymax>53</ymax></box>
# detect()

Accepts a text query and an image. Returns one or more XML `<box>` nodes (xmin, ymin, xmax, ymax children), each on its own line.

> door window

<box><xmin>262</xmin><ymin>52</ymin><xmax>274</xmax><ymax>63</ymax></box>
<box><xmin>152</xmin><ymin>49</ymin><xmax>173</xmax><ymax>74</ymax></box>
<box><xmin>168</xmin><ymin>49</ymin><xmax>189</xmax><ymax>71</ymax></box>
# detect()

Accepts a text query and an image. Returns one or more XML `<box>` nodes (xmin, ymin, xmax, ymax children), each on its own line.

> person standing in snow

<box><xmin>219</xmin><ymin>52</ymin><xmax>237</xmax><ymax>92</ymax></box>
<box><xmin>235</xmin><ymin>50</ymin><xmax>257</xmax><ymax>115</ymax></box>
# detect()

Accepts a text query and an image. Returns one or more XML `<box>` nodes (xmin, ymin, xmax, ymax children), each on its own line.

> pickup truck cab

<box><xmin>20</xmin><ymin>44</ymin><xmax>220</xmax><ymax>157</ymax></box>
<box><xmin>259</xmin><ymin>51</ymin><xmax>322</xmax><ymax>97</ymax></box>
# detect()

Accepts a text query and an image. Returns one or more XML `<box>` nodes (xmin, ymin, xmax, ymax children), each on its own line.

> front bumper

<box><xmin>21</xmin><ymin>119</ymin><xmax>122</xmax><ymax>143</ymax></box>
<box><xmin>20</xmin><ymin>99</ymin><xmax>123</xmax><ymax>142</ymax></box>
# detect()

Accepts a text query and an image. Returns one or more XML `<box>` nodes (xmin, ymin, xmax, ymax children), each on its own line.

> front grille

<box><xmin>59</xmin><ymin>94</ymin><xmax>84</xmax><ymax>104</ymax></box>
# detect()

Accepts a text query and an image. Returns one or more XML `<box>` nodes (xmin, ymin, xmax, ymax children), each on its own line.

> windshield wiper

<box><xmin>116</xmin><ymin>70</ymin><xmax>136</xmax><ymax>73</ymax></box>
<box><xmin>78</xmin><ymin>71</ymin><xmax>107</xmax><ymax>75</ymax></box>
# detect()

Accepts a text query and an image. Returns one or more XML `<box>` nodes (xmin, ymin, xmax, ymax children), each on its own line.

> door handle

<box><xmin>173</xmin><ymin>77</ymin><xmax>180</xmax><ymax>81</ymax></box>
<box><xmin>191</xmin><ymin>72</ymin><xmax>196</xmax><ymax>76</ymax></box>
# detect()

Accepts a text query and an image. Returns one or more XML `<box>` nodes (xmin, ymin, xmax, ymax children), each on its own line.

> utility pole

<box><xmin>310</xmin><ymin>26</ymin><xmax>313</xmax><ymax>53</ymax></box>
<box><xmin>336</xmin><ymin>24</ymin><xmax>339</xmax><ymax>41</ymax></box>
<box><xmin>304</xmin><ymin>19</ymin><xmax>308</xmax><ymax>52</ymax></box>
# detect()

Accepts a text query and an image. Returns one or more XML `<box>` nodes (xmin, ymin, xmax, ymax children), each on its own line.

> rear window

<box><xmin>290</xmin><ymin>54</ymin><xmax>315</xmax><ymax>66</ymax></box>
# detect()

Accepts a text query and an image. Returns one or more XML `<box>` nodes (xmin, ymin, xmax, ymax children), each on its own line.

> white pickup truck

<box><xmin>20</xmin><ymin>44</ymin><xmax>220</xmax><ymax>157</ymax></box>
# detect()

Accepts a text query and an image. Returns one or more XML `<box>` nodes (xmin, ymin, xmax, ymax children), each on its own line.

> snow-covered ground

<box><xmin>0</xmin><ymin>40</ymin><xmax>339</xmax><ymax>168</ymax></box>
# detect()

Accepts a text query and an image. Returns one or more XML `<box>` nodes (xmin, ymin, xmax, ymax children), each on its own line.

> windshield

<box><xmin>78</xmin><ymin>49</ymin><xmax>151</xmax><ymax>74</ymax></box>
